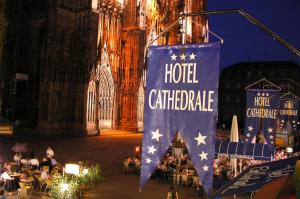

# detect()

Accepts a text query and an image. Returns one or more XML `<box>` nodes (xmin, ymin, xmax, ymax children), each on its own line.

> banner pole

<box><xmin>182</xmin><ymin>9</ymin><xmax>300</xmax><ymax>58</ymax></box>
<box><xmin>144</xmin><ymin>9</ymin><xmax>300</xmax><ymax>65</ymax></box>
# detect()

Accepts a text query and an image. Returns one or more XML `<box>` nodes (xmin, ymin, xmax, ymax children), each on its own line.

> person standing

<box><xmin>13</xmin><ymin>153</ymin><xmax>21</xmax><ymax>164</ymax></box>
<box><xmin>46</xmin><ymin>146</ymin><xmax>54</xmax><ymax>158</ymax></box>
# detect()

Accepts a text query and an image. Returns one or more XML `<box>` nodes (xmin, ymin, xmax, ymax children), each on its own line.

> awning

<box><xmin>213</xmin><ymin>156</ymin><xmax>299</xmax><ymax>197</ymax></box>
<box><xmin>215</xmin><ymin>140</ymin><xmax>274</xmax><ymax>161</ymax></box>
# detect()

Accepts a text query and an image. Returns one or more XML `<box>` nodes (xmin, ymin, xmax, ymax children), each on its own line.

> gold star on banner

<box><xmin>189</xmin><ymin>53</ymin><xmax>196</xmax><ymax>60</ymax></box>
<box><xmin>248</xmin><ymin>126</ymin><xmax>254</xmax><ymax>132</ymax></box>
<box><xmin>151</xmin><ymin>129</ymin><xmax>163</xmax><ymax>141</ymax></box>
<box><xmin>171</xmin><ymin>54</ymin><xmax>177</xmax><ymax>60</ymax></box>
<box><xmin>180</xmin><ymin>53</ymin><xmax>186</xmax><ymax>60</ymax></box>
<box><xmin>267</xmin><ymin>127</ymin><xmax>273</xmax><ymax>133</ymax></box>
<box><xmin>146</xmin><ymin>158</ymin><xmax>152</xmax><ymax>164</ymax></box>
<box><xmin>202</xmin><ymin>165</ymin><xmax>209</xmax><ymax>172</ymax></box>
<box><xmin>148</xmin><ymin>145</ymin><xmax>157</xmax><ymax>155</ymax></box>
<box><xmin>194</xmin><ymin>132</ymin><xmax>207</xmax><ymax>146</ymax></box>
<box><xmin>199</xmin><ymin>151</ymin><xmax>208</xmax><ymax>160</ymax></box>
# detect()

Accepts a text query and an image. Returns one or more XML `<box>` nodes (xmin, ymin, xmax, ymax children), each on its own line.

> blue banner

<box><xmin>244</xmin><ymin>89</ymin><xmax>280</xmax><ymax>151</ymax></box>
<box><xmin>213</xmin><ymin>156</ymin><xmax>300</xmax><ymax>197</ymax></box>
<box><xmin>140</xmin><ymin>43</ymin><xmax>220</xmax><ymax>195</ymax></box>
<box><xmin>279</xmin><ymin>95</ymin><xmax>299</xmax><ymax>132</ymax></box>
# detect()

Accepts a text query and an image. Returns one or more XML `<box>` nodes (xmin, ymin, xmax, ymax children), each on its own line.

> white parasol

<box><xmin>230</xmin><ymin>115</ymin><xmax>239</xmax><ymax>177</ymax></box>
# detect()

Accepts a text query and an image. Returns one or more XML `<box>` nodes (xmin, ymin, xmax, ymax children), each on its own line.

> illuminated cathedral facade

<box><xmin>0</xmin><ymin>0</ymin><xmax>208</xmax><ymax>134</ymax></box>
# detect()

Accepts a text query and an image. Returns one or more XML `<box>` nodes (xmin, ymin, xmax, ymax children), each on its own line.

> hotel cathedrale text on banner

<box><xmin>140</xmin><ymin>43</ymin><xmax>220</xmax><ymax>195</ymax></box>
<box><xmin>244</xmin><ymin>89</ymin><xmax>280</xmax><ymax>151</ymax></box>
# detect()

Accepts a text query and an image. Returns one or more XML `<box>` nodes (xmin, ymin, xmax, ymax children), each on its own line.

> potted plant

<box><xmin>49</xmin><ymin>174</ymin><xmax>79</xmax><ymax>199</ymax></box>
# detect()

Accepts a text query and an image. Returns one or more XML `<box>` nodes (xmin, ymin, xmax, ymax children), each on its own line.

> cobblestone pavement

<box><xmin>0</xmin><ymin>130</ymin><xmax>208</xmax><ymax>199</ymax></box>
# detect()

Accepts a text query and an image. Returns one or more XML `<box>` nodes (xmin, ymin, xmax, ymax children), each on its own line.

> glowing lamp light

<box><xmin>135</xmin><ymin>146</ymin><xmax>140</xmax><ymax>152</ymax></box>
<box><xmin>83</xmin><ymin>168</ymin><xmax>89</xmax><ymax>175</ymax></box>
<box><xmin>60</xmin><ymin>183</ymin><xmax>69</xmax><ymax>192</ymax></box>
<box><xmin>65</xmin><ymin>164</ymin><xmax>80</xmax><ymax>175</ymax></box>
<box><xmin>286</xmin><ymin>147</ymin><xmax>293</xmax><ymax>153</ymax></box>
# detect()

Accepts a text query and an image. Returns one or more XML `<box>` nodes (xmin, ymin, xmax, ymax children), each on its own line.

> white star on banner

<box><xmin>171</xmin><ymin>54</ymin><xmax>177</xmax><ymax>60</ymax></box>
<box><xmin>257</xmin><ymin>93</ymin><xmax>261</xmax><ymax>96</ymax></box>
<box><xmin>266</xmin><ymin>93</ymin><xmax>269</xmax><ymax>96</ymax></box>
<box><xmin>262</xmin><ymin>93</ymin><xmax>265</xmax><ymax>96</ymax></box>
<box><xmin>148</xmin><ymin>145</ymin><xmax>157</xmax><ymax>155</ymax></box>
<box><xmin>180</xmin><ymin>53</ymin><xmax>186</xmax><ymax>60</ymax></box>
<box><xmin>151</xmin><ymin>129</ymin><xmax>163</xmax><ymax>141</ymax></box>
<box><xmin>202</xmin><ymin>165</ymin><xmax>209</xmax><ymax>172</ymax></box>
<box><xmin>281</xmin><ymin>120</ymin><xmax>285</xmax><ymax>123</ymax></box>
<box><xmin>199</xmin><ymin>150</ymin><xmax>208</xmax><ymax>160</ymax></box>
<box><xmin>293</xmin><ymin>120</ymin><xmax>296</xmax><ymax>123</ymax></box>
<box><xmin>271</xmin><ymin>141</ymin><xmax>274</xmax><ymax>144</ymax></box>
<box><xmin>246</xmin><ymin>133</ymin><xmax>250</xmax><ymax>137</ymax></box>
<box><xmin>146</xmin><ymin>158</ymin><xmax>152</xmax><ymax>164</ymax></box>
<box><xmin>189</xmin><ymin>53</ymin><xmax>196</xmax><ymax>60</ymax></box>
<box><xmin>270</xmin><ymin>135</ymin><xmax>274</xmax><ymax>140</ymax></box>
<box><xmin>245</xmin><ymin>139</ymin><xmax>249</xmax><ymax>142</ymax></box>
<box><xmin>248</xmin><ymin>126</ymin><xmax>254</xmax><ymax>132</ymax></box>
<box><xmin>267</xmin><ymin>127</ymin><xmax>273</xmax><ymax>133</ymax></box>
<box><xmin>194</xmin><ymin>132</ymin><xmax>207</xmax><ymax>146</ymax></box>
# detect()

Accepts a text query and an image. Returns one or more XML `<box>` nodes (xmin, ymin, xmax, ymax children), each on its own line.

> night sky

<box><xmin>208</xmin><ymin>0</ymin><xmax>300</xmax><ymax>68</ymax></box>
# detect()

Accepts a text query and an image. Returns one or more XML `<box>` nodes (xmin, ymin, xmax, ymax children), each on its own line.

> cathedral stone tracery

<box><xmin>0</xmin><ymin>0</ymin><xmax>207</xmax><ymax>134</ymax></box>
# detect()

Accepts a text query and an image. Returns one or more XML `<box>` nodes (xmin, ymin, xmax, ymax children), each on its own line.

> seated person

<box><xmin>4</xmin><ymin>165</ymin><xmax>12</xmax><ymax>174</ymax></box>
<box><xmin>46</xmin><ymin>146</ymin><xmax>54</xmax><ymax>158</ymax></box>
<box><xmin>29</xmin><ymin>157</ymin><xmax>39</xmax><ymax>170</ymax></box>
<box><xmin>125</xmin><ymin>156</ymin><xmax>134</xmax><ymax>167</ymax></box>
<box><xmin>20</xmin><ymin>157</ymin><xmax>29</xmax><ymax>167</ymax></box>
<box><xmin>1</xmin><ymin>168</ymin><xmax>19</xmax><ymax>192</ymax></box>
<box><xmin>133</xmin><ymin>156</ymin><xmax>141</xmax><ymax>168</ymax></box>
<box><xmin>13</xmin><ymin>153</ymin><xmax>21</xmax><ymax>164</ymax></box>
<box><xmin>41</xmin><ymin>170</ymin><xmax>49</xmax><ymax>181</ymax></box>
<box><xmin>39</xmin><ymin>157</ymin><xmax>52</xmax><ymax>171</ymax></box>
<box><xmin>0</xmin><ymin>168</ymin><xmax>12</xmax><ymax>181</ymax></box>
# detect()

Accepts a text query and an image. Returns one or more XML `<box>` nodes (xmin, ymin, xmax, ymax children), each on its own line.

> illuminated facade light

<box><xmin>65</xmin><ymin>164</ymin><xmax>80</xmax><ymax>175</ymax></box>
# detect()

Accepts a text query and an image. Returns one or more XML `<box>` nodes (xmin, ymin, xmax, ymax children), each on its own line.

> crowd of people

<box><xmin>122</xmin><ymin>129</ymin><xmax>300</xmax><ymax>198</ymax></box>
<box><xmin>123</xmin><ymin>143</ymin><xmax>204</xmax><ymax>196</ymax></box>
<box><xmin>0</xmin><ymin>146</ymin><xmax>62</xmax><ymax>197</ymax></box>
